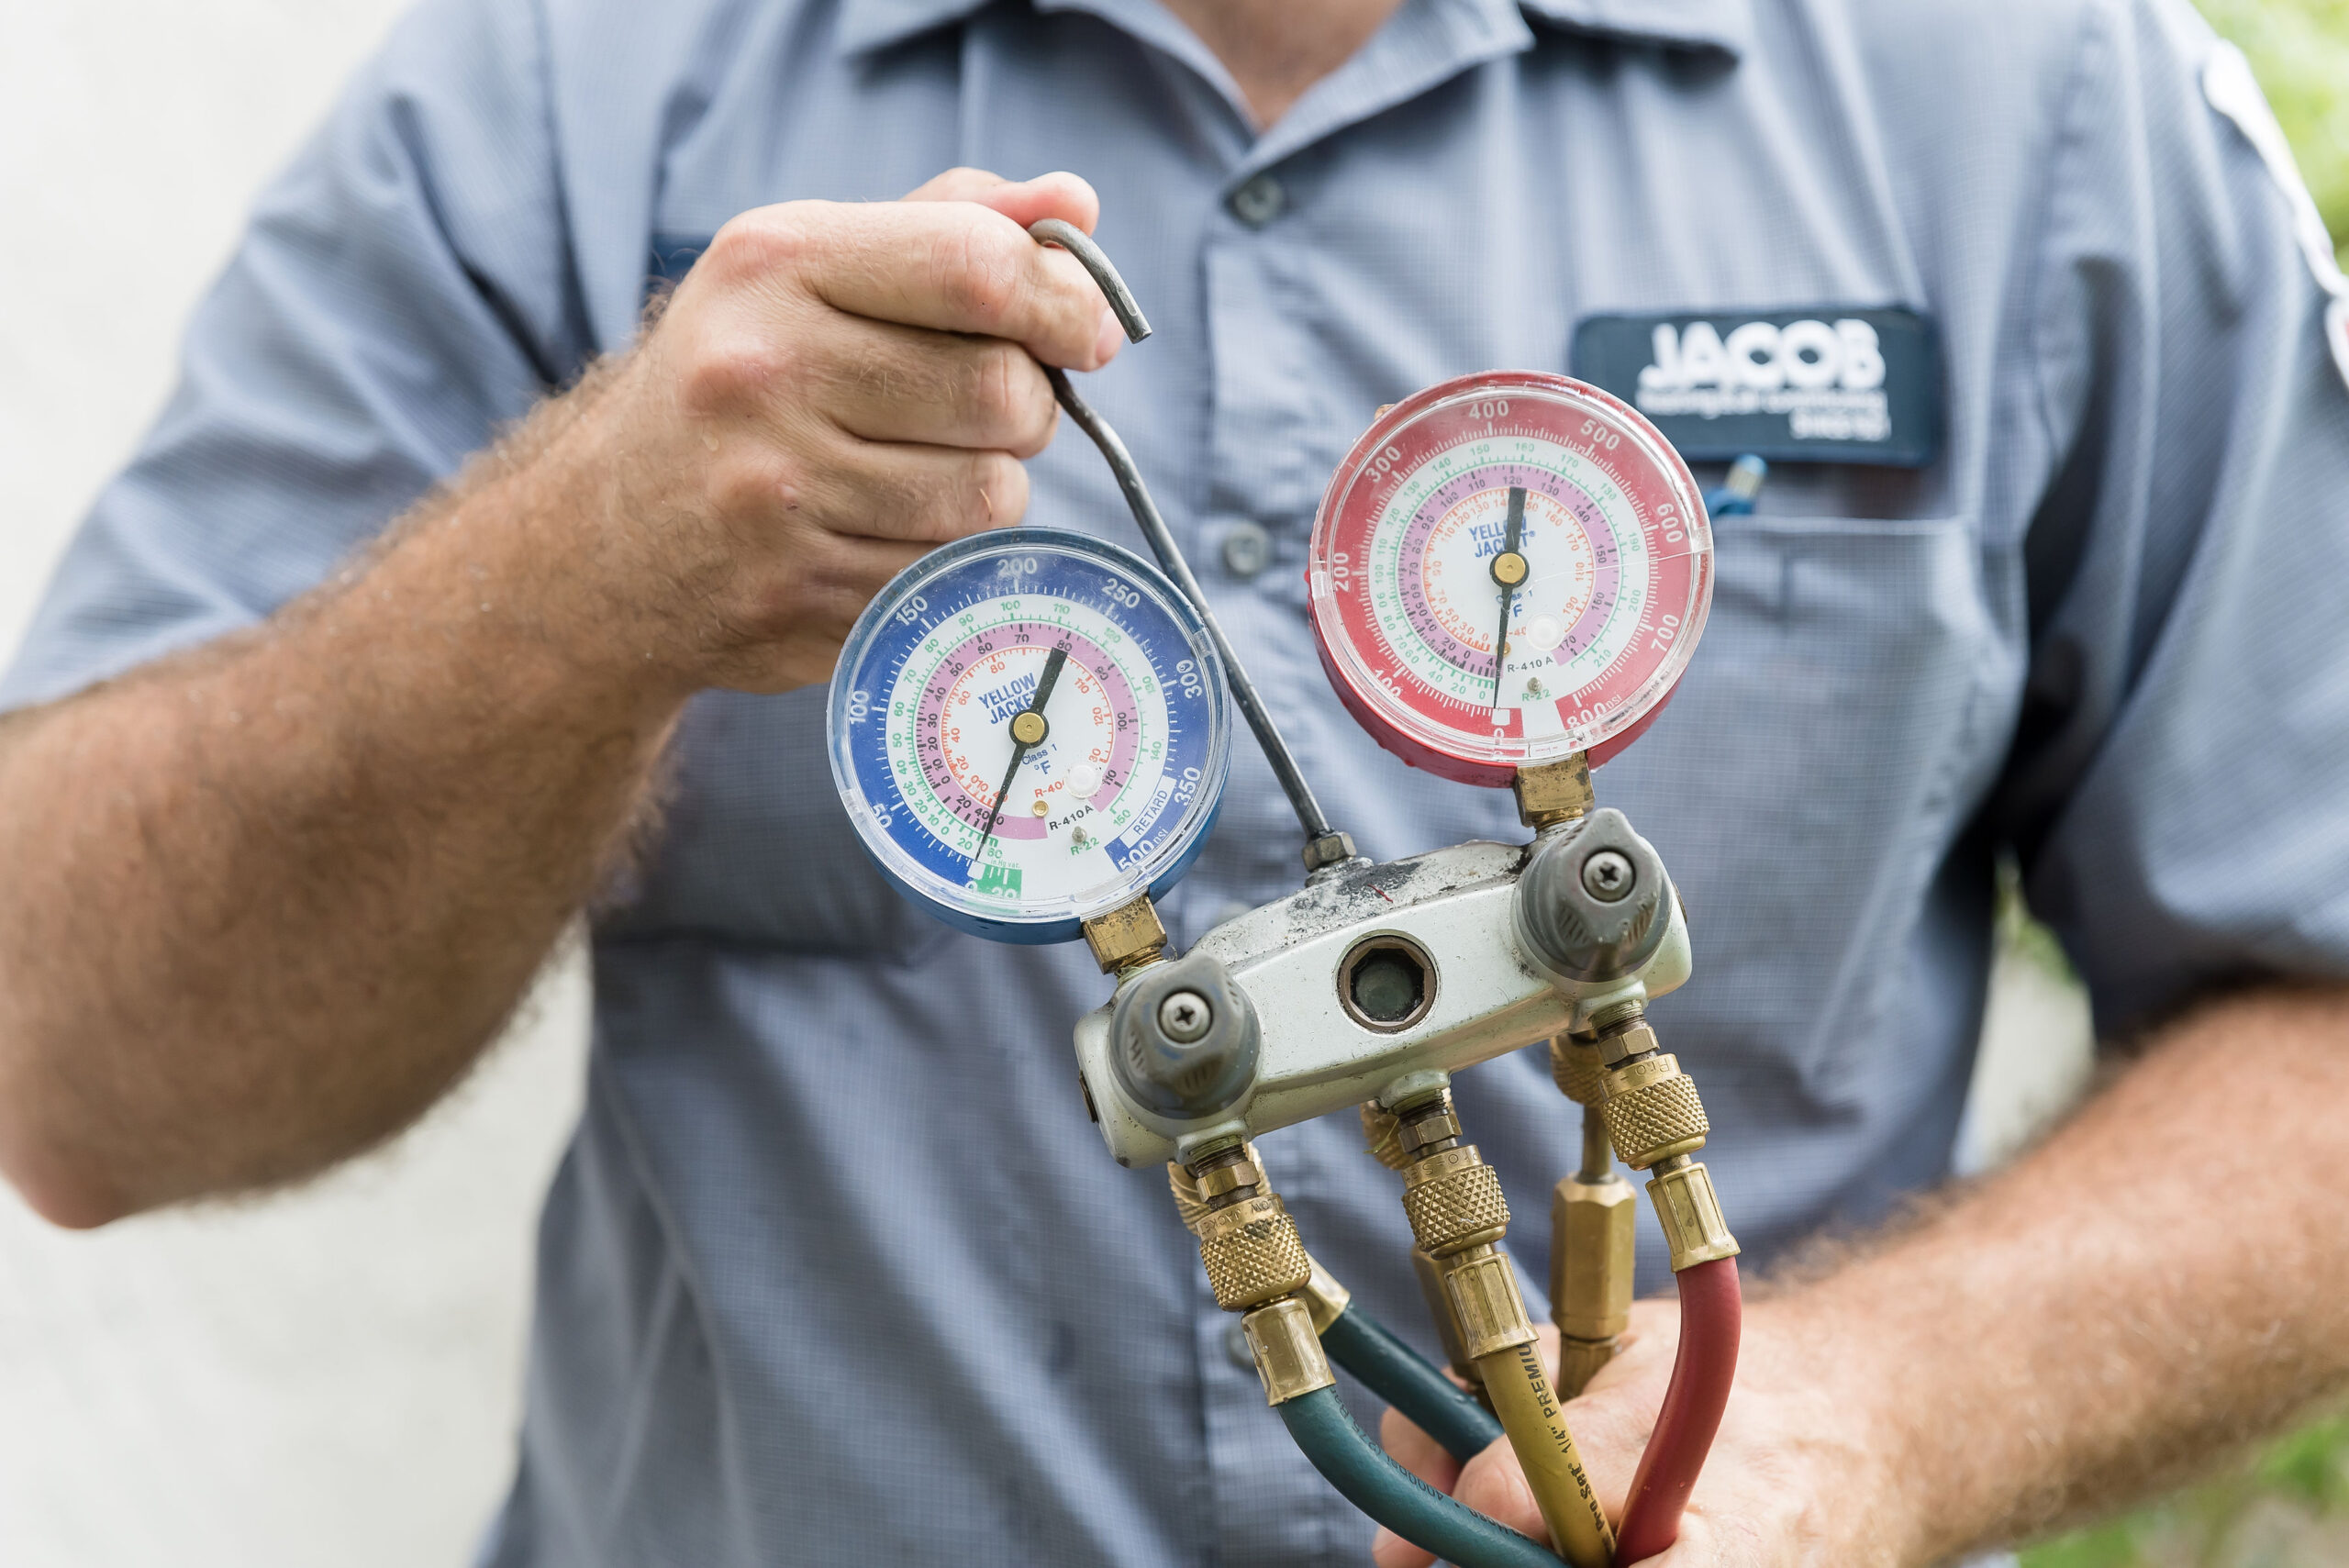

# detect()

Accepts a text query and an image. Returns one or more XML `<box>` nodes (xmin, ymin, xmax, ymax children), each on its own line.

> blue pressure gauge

<box><xmin>829</xmin><ymin>529</ymin><xmax>1232</xmax><ymax>943</ymax></box>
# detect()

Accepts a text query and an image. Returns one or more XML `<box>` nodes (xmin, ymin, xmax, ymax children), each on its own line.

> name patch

<box><xmin>1573</xmin><ymin>307</ymin><xmax>1943</xmax><ymax>466</ymax></box>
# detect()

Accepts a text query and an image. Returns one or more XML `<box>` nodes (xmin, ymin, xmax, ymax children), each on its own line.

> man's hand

<box><xmin>0</xmin><ymin>169</ymin><xmax>1118</xmax><ymax>1225</ymax></box>
<box><xmin>544</xmin><ymin>168</ymin><xmax>1122</xmax><ymax>696</ymax></box>
<box><xmin>1377</xmin><ymin>1308</ymin><xmax>1907</xmax><ymax>1566</ymax></box>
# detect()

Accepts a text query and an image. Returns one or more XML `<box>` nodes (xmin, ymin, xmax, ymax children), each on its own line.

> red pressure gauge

<box><xmin>1308</xmin><ymin>373</ymin><xmax>1713</xmax><ymax>786</ymax></box>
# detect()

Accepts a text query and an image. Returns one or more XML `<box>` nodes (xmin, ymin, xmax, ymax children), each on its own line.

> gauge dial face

<box><xmin>1308</xmin><ymin>373</ymin><xmax>1714</xmax><ymax>785</ymax></box>
<box><xmin>829</xmin><ymin>530</ymin><xmax>1230</xmax><ymax>944</ymax></box>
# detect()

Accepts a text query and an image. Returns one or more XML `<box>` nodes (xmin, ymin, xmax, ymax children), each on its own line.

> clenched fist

<box><xmin>529</xmin><ymin>168</ymin><xmax>1125</xmax><ymax>695</ymax></box>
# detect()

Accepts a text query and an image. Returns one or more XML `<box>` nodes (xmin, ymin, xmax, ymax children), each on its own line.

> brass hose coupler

<box><xmin>1390</xmin><ymin>1095</ymin><xmax>1532</xmax><ymax>1363</ymax></box>
<box><xmin>1239</xmin><ymin>1296</ymin><xmax>1334</xmax><ymax>1405</ymax></box>
<box><xmin>1595</xmin><ymin>1022</ymin><xmax>1741</xmax><ymax>1273</ymax></box>
<box><xmin>1548</xmin><ymin>1034</ymin><xmax>1636</xmax><ymax>1398</ymax></box>
<box><xmin>1175</xmin><ymin>1141</ymin><xmax>1335</xmax><ymax>1406</ymax></box>
<box><xmin>1394</xmin><ymin>1091</ymin><xmax>1615</xmax><ymax>1568</ymax></box>
<box><xmin>1361</xmin><ymin>1102</ymin><xmax>1486</xmax><ymax>1391</ymax></box>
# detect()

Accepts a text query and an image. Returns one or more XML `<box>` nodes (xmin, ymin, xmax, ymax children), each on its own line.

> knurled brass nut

<box><xmin>1197</xmin><ymin>1195</ymin><xmax>1313</xmax><ymax>1311</ymax></box>
<box><xmin>1550</xmin><ymin>1037</ymin><xmax>1608</xmax><ymax>1106</ymax></box>
<box><xmin>1401</xmin><ymin>1159</ymin><xmax>1511</xmax><ymax>1256</ymax></box>
<box><xmin>1601</xmin><ymin>1062</ymin><xmax>1709</xmax><ymax>1170</ymax></box>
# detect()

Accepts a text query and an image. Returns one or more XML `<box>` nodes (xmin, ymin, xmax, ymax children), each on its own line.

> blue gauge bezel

<box><xmin>827</xmin><ymin>528</ymin><xmax>1231</xmax><ymax>945</ymax></box>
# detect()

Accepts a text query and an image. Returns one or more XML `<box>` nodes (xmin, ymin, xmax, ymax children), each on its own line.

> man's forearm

<box><xmin>1829</xmin><ymin>984</ymin><xmax>2349</xmax><ymax>1559</ymax></box>
<box><xmin>0</xmin><ymin>376</ymin><xmax>686</xmax><ymax>1226</ymax></box>
<box><xmin>0</xmin><ymin>174</ymin><xmax>1124</xmax><ymax>1229</ymax></box>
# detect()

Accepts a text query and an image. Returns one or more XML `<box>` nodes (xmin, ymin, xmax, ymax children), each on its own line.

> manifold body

<box><xmin>1073</xmin><ymin>833</ymin><xmax>1691</xmax><ymax>1169</ymax></box>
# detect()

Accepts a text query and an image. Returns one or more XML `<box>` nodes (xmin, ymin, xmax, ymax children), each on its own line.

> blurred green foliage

<box><xmin>2018</xmin><ymin>17</ymin><xmax>2344</xmax><ymax>1564</ymax></box>
<box><xmin>2197</xmin><ymin>0</ymin><xmax>2349</xmax><ymax>267</ymax></box>
<box><xmin>2022</xmin><ymin>1415</ymin><xmax>2349</xmax><ymax>1567</ymax></box>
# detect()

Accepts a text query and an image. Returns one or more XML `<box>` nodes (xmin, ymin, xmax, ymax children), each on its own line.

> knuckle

<box><xmin>918</xmin><ymin>450</ymin><xmax>1025</xmax><ymax>540</ymax></box>
<box><xmin>707</xmin><ymin>450</ymin><xmax>806</xmax><ymax>522</ymax></box>
<box><xmin>703</xmin><ymin>208</ymin><xmax>813</xmax><ymax>284</ymax></box>
<box><xmin>971</xmin><ymin>450</ymin><xmax>1029</xmax><ymax>527</ymax></box>
<box><xmin>935</xmin><ymin>221</ymin><xmax>1025</xmax><ymax>328</ymax></box>
<box><xmin>973</xmin><ymin>344</ymin><xmax>1051</xmax><ymax>445</ymax></box>
<box><xmin>676</xmin><ymin>327</ymin><xmax>803</xmax><ymax>418</ymax></box>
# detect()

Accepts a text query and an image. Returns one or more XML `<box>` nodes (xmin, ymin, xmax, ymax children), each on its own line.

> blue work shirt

<box><xmin>10</xmin><ymin>0</ymin><xmax>2349</xmax><ymax>1562</ymax></box>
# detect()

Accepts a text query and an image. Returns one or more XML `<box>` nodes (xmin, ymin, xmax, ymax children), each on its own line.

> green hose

<box><xmin>1319</xmin><ymin>1306</ymin><xmax>1503</xmax><ymax>1464</ymax></box>
<box><xmin>1276</xmin><ymin>1385</ymin><xmax>1568</xmax><ymax>1568</ymax></box>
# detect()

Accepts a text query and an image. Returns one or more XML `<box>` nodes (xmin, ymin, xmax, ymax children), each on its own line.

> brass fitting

<box><xmin>1360</xmin><ymin>1101</ymin><xmax>1411</xmax><ymax>1172</ymax></box>
<box><xmin>1299</xmin><ymin>1253</ymin><xmax>1353</xmax><ymax>1335</ymax></box>
<box><xmin>1550</xmin><ymin>1033</ymin><xmax>1636</xmax><ymax>1396</ymax></box>
<box><xmin>1241</xmin><ymin>1296</ymin><xmax>1337</xmax><ymax>1405</ymax></box>
<box><xmin>1408</xmin><ymin>1247</ymin><xmax>1486</xmax><ymax>1390</ymax></box>
<box><xmin>1596</xmin><ymin>1028</ymin><xmax>1742</xmax><ymax>1273</ymax></box>
<box><xmin>1196</xmin><ymin>1194</ymin><xmax>1313</xmax><ymax>1311</ymax></box>
<box><xmin>1600</xmin><ymin>1052</ymin><xmax>1710</xmax><ymax>1170</ymax></box>
<box><xmin>1591</xmin><ymin>1011</ymin><xmax>1654</xmax><ymax>1064</ymax></box>
<box><xmin>1442</xmin><ymin>1242</ymin><xmax>1540</xmax><ymax>1361</ymax></box>
<box><xmin>1165</xmin><ymin>1144</ymin><xmax>1268</xmax><ymax>1234</ymax></box>
<box><xmin>1083</xmin><ymin>894</ymin><xmax>1168</xmax><ymax>974</ymax></box>
<box><xmin>1174</xmin><ymin>1145</ymin><xmax>1343</xmax><ymax>1407</ymax></box>
<box><xmin>1400</xmin><ymin>1146</ymin><xmax>1511</xmax><ymax>1256</ymax></box>
<box><xmin>1648</xmin><ymin>1157</ymin><xmax>1741</xmax><ymax>1271</ymax></box>
<box><xmin>1550</xmin><ymin>1170</ymin><xmax>1636</xmax><ymax>1393</ymax></box>
<box><xmin>1393</xmin><ymin>1089</ymin><xmax>1613</xmax><ymax>1568</ymax></box>
<box><xmin>1514</xmin><ymin>751</ymin><xmax>1594</xmax><ymax>830</ymax></box>
<box><xmin>1394</xmin><ymin>1101</ymin><xmax>1464</xmax><ymax>1161</ymax></box>
<box><xmin>1549</xmin><ymin>1035</ymin><xmax>1609</xmax><ymax>1107</ymax></box>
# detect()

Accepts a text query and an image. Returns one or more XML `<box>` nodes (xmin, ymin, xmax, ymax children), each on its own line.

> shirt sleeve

<box><xmin>1998</xmin><ymin>0</ymin><xmax>2349</xmax><ymax>1037</ymax></box>
<box><xmin>0</xmin><ymin>0</ymin><xmax>587</xmax><ymax>711</ymax></box>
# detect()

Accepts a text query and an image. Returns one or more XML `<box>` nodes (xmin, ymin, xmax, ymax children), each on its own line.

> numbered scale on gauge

<box><xmin>1308</xmin><ymin>372</ymin><xmax>1715</xmax><ymax>786</ymax></box>
<box><xmin>829</xmin><ymin>529</ymin><xmax>1231</xmax><ymax>943</ymax></box>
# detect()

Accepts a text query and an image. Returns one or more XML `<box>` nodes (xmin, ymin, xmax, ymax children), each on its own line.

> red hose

<box><xmin>1614</xmin><ymin>1257</ymin><xmax>1742</xmax><ymax>1563</ymax></box>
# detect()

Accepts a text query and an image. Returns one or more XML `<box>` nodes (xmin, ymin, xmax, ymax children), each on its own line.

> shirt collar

<box><xmin>838</xmin><ymin>0</ymin><xmax>1747</xmax><ymax>60</ymax></box>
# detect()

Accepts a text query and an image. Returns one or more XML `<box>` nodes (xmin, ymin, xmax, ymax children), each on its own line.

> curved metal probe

<box><xmin>1029</xmin><ymin>219</ymin><xmax>1348</xmax><ymax>865</ymax></box>
<box><xmin>1030</xmin><ymin>218</ymin><xmax>1152</xmax><ymax>341</ymax></box>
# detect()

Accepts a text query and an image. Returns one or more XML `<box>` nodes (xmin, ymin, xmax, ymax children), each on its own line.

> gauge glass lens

<box><xmin>829</xmin><ymin>530</ymin><xmax>1230</xmax><ymax>942</ymax></box>
<box><xmin>1308</xmin><ymin>373</ymin><xmax>1713</xmax><ymax>784</ymax></box>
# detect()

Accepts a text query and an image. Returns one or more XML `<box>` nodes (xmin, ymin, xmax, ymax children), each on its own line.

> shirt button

<box><xmin>1224</xmin><ymin>1318</ymin><xmax>1255</xmax><ymax>1370</ymax></box>
<box><xmin>1221</xmin><ymin>520</ymin><xmax>1272</xmax><ymax>579</ymax></box>
<box><xmin>1229</xmin><ymin>173</ymin><xmax>1286</xmax><ymax>228</ymax></box>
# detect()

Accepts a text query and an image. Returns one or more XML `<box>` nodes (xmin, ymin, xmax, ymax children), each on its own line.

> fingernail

<box><xmin>1092</xmin><ymin>306</ymin><xmax>1124</xmax><ymax>365</ymax></box>
<box><xmin>1370</xmin><ymin>1526</ymin><xmax>1401</xmax><ymax>1566</ymax></box>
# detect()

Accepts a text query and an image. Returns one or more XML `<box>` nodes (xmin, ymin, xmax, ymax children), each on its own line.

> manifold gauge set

<box><xmin>826</xmin><ymin>222</ymin><xmax>1742</xmax><ymax>1568</ymax></box>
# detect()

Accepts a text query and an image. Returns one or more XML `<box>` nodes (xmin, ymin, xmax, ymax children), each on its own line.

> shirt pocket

<box><xmin>1613</xmin><ymin>513</ymin><xmax>2009</xmax><ymax>1086</ymax></box>
<box><xmin>596</xmin><ymin>686</ymin><xmax>952</xmax><ymax>962</ymax></box>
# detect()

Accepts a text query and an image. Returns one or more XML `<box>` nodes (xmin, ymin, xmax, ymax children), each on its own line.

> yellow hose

<box><xmin>1475</xmin><ymin>1337</ymin><xmax>1615</xmax><ymax>1568</ymax></box>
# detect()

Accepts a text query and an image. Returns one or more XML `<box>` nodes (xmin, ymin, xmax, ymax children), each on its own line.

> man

<box><xmin>3</xmin><ymin>0</ymin><xmax>2346</xmax><ymax>1562</ymax></box>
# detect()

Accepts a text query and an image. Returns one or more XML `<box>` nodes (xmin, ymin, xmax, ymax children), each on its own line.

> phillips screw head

<box><xmin>1581</xmin><ymin>850</ymin><xmax>1635</xmax><ymax>902</ymax></box>
<box><xmin>1159</xmin><ymin>991</ymin><xmax>1214</xmax><ymax>1044</ymax></box>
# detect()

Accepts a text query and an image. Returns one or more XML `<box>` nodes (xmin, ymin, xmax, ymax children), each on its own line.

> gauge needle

<box><xmin>1488</xmin><ymin>485</ymin><xmax>1528</xmax><ymax>710</ymax></box>
<box><xmin>972</xmin><ymin>644</ymin><xmax>1071</xmax><ymax>873</ymax></box>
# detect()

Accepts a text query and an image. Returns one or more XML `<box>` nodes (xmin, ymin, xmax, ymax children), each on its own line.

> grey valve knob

<box><xmin>1516</xmin><ymin>807</ymin><xmax>1670</xmax><ymax>984</ymax></box>
<box><xmin>1110</xmin><ymin>950</ymin><xmax>1261</xmax><ymax>1118</ymax></box>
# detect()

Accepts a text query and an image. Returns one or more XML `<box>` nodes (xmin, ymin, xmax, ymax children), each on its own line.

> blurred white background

<box><xmin>1</xmin><ymin>6</ymin><xmax>588</xmax><ymax>1565</ymax></box>
<box><xmin>0</xmin><ymin>4</ymin><xmax>2095</xmax><ymax>1564</ymax></box>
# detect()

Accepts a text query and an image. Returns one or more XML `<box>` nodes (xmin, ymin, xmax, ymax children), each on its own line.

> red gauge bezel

<box><xmin>1307</xmin><ymin>372</ymin><xmax>1713</xmax><ymax>787</ymax></box>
